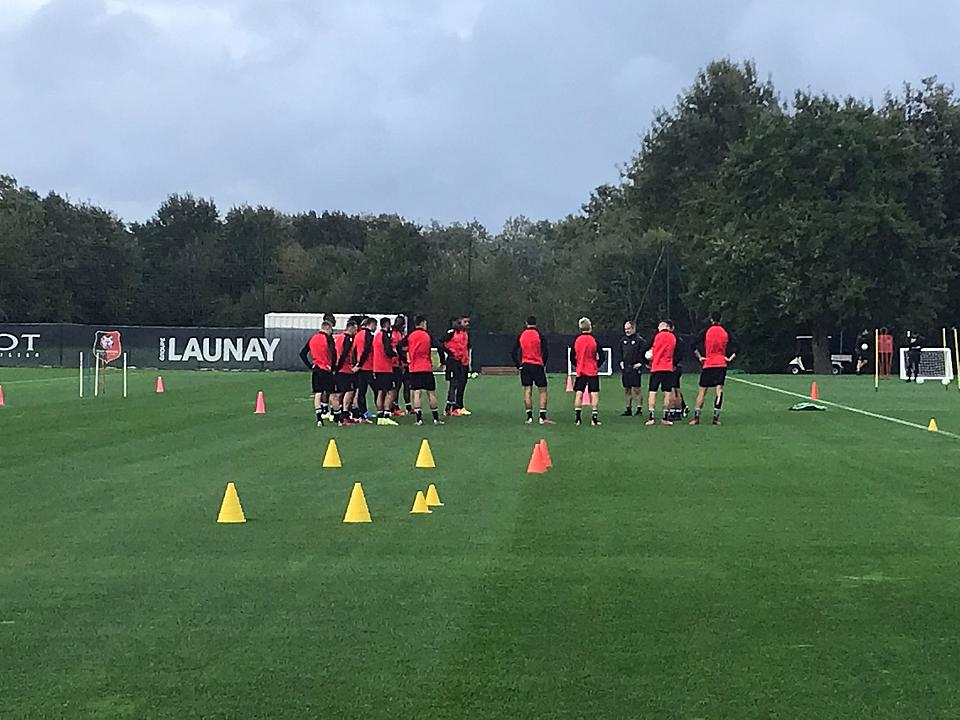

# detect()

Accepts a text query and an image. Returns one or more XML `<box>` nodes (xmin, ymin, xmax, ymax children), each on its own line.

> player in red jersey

<box><xmin>645</xmin><ymin>321</ymin><xmax>677</xmax><ymax>426</ymax></box>
<box><xmin>511</xmin><ymin>315</ymin><xmax>553</xmax><ymax>424</ymax></box>
<box><xmin>352</xmin><ymin>317</ymin><xmax>377</xmax><ymax>421</ymax></box>
<box><xmin>665</xmin><ymin>320</ymin><xmax>688</xmax><ymax>422</ymax></box>
<box><xmin>690</xmin><ymin>312</ymin><xmax>737</xmax><ymax>425</ymax></box>
<box><xmin>391</xmin><ymin>315</ymin><xmax>411</xmax><ymax>416</ymax></box>
<box><xmin>298</xmin><ymin>320</ymin><xmax>337</xmax><ymax>427</ymax></box>
<box><xmin>457</xmin><ymin>315</ymin><xmax>472</xmax><ymax>414</ymax></box>
<box><xmin>443</xmin><ymin>316</ymin><xmax>472</xmax><ymax>416</ymax></box>
<box><xmin>371</xmin><ymin>317</ymin><xmax>399</xmax><ymax>426</ymax></box>
<box><xmin>403</xmin><ymin>315</ymin><xmax>446</xmax><ymax>426</ymax></box>
<box><xmin>320</xmin><ymin>313</ymin><xmax>337</xmax><ymax>418</ymax></box>
<box><xmin>569</xmin><ymin>317</ymin><xmax>603</xmax><ymax>426</ymax></box>
<box><xmin>331</xmin><ymin>319</ymin><xmax>358</xmax><ymax>426</ymax></box>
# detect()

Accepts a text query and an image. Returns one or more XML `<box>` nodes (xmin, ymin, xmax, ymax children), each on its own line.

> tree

<box><xmin>0</xmin><ymin>177</ymin><xmax>47</xmax><ymax>322</ymax></box>
<box><xmin>689</xmin><ymin>93</ymin><xmax>957</xmax><ymax>372</ymax></box>
<box><xmin>134</xmin><ymin>194</ymin><xmax>224</xmax><ymax>325</ymax></box>
<box><xmin>624</xmin><ymin>59</ymin><xmax>781</xmax><ymax>233</ymax></box>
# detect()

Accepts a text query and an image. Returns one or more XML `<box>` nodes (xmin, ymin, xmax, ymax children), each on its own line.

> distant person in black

<box><xmin>854</xmin><ymin>329</ymin><xmax>871</xmax><ymax>375</ymax></box>
<box><xmin>618</xmin><ymin>321</ymin><xmax>645</xmax><ymax>416</ymax></box>
<box><xmin>905</xmin><ymin>331</ymin><xmax>923</xmax><ymax>382</ymax></box>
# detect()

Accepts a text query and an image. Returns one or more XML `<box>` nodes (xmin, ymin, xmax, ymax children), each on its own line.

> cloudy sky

<box><xmin>2</xmin><ymin>0</ymin><xmax>959</xmax><ymax>230</ymax></box>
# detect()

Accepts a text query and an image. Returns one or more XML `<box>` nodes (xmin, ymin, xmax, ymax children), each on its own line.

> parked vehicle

<box><xmin>786</xmin><ymin>335</ymin><xmax>852</xmax><ymax>375</ymax></box>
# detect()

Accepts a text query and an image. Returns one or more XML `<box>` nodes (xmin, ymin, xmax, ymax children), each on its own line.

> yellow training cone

<box><xmin>410</xmin><ymin>490</ymin><xmax>432</xmax><ymax>514</ymax></box>
<box><xmin>415</xmin><ymin>438</ymin><xmax>436</xmax><ymax>469</ymax></box>
<box><xmin>928</xmin><ymin>418</ymin><xmax>939</xmax><ymax>432</ymax></box>
<box><xmin>425</xmin><ymin>483</ymin><xmax>443</xmax><ymax>507</ymax></box>
<box><xmin>343</xmin><ymin>482</ymin><xmax>371</xmax><ymax>523</ymax></box>
<box><xmin>323</xmin><ymin>439</ymin><xmax>342</xmax><ymax>468</ymax></box>
<box><xmin>217</xmin><ymin>482</ymin><xmax>246</xmax><ymax>524</ymax></box>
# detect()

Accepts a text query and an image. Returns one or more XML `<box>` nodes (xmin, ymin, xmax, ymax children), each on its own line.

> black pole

<box><xmin>665</xmin><ymin>242</ymin><xmax>671</xmax><ymax>319</ymax></box>
<box><xmin>467</xmin><ymin>230</ymin><xmax>474</xmax><ymax>314</ymax></box>
<box><xmin>260</xmin><ymin>233</ymin><xmax>265</xmax><ymax>320</ymax></box>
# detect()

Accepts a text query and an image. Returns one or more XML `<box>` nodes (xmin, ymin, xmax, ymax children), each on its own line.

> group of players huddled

<box><xmin>300</xmin><ymin>313</ymin><xmax>472</xmax><ymax>427</ymax></box>
<box><xmin>515</xmin><ymin>312</ymin><xmax>736</xmax><ymax>426</ymax></box>
<box><xmin>301</xmin><ymin>311</ymin><xmax>736</xmax><ymax>427</ymax></box>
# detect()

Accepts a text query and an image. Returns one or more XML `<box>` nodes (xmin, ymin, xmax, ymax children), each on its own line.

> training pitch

<box><xmin>2</xmin><ymin>368</ymin><xmax>960</xmax><ymax>719</ymax></box>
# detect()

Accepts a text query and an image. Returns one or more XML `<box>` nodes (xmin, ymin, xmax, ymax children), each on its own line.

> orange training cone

<box><xmin>527</xmin><ymin>443</ymin><xmax>547</xmax><ymax>474</ymax></box>
<box><xmin>0</xmin><ymin>384</ymin><xmax>5</xmax><ymax>407</ymax></box>
<box><xmin>539</xmin><ymin>439</ymin><xmax>552</xmax><ymax>469</ymax></box>
<box><xmin>155</xmin><ymin>376</ymin><xmax>165</xmax><ymax>394</ymax></box>
<box><xmin>810</xmin><ymin>382</ymin><xmax>819</xmax><ymax>401</ymax></box>
<box><xmin>565</xmin><ymin>375</ymin><xmax>574</xmax><ymax>393</ymax></box>
<box><xmin>254</xmin><ymin>391</ymin><xmax>266</xmax><ymax>414</ymax></box>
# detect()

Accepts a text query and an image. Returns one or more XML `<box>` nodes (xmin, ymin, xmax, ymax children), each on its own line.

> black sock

<box><xmin>539</xmin><ymin>409</ymin><xmax>547</xmax><ymax>420</ymax></box>
<box><xmin>592</xmin><ymin>410</ymin><xmax>598</xmax><ymax>422</ymax></box>
<box><xmin>714</xmin><ymin>407</ymin><xmax>721</xmax><ymax>419</ymax></box>
<box><xmin>526</xmin><ymin>409</ymin><xmax>533</xmax><ymax>421</ymax></box>
<box><xmin>405</xmin><ymin>403</ymin><xmax>413</xmax><ymax>412</ymax></box>
<box><xmin>576</xmin><ymin>408</ymin><xmax>582</xmax><ymax>422</ymax></box>
<box><xmin>415</xmin><ymin>409</ymin><xmax>423</xmax><ymax>422</ymax></box>
<box><xmin>694</xmin><ymin>408</ymin><xmax>701</xmax><ymax>419</ymax></box>
<box><xmin>432</xmin><ymin>409</ymin><xmax>439</xmax><ymax>421</ymax></box>
<box><xmin>315</xmin><ymin>408</ymin><xmax>323</xmax><ymax>421</ymax></box>
<box><xmin>625</xmin><ymin>406</ymin><xmax>632</xmax><ymax>414</ymax></box>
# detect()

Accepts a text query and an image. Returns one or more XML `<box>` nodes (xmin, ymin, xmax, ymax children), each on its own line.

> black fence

<box><xmin>0</xmin><ymin>324</ymin><xmax>700</xmax><ymax>373</ymax></box>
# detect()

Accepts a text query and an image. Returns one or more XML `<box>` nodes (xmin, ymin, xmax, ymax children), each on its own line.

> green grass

<box><xmin>3</xmin><ymin>367</ymin><xmax>960</xmax><ymax>719</ymax></box>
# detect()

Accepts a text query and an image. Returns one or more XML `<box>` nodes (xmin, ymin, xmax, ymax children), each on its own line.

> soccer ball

<box><xmin>917</xmin><ymin>378</ymin><xmax>925</xmax><ymax>384</ymax></box>
<box><xmin>644</xmin><ymin>350</ymin><xmax>653</xmax><ymax>361</ymax></box>
<box><xmin>860</xmin><ymin>343</ymin><xmax>868</xmax><ymax>351</ymax></box>
<box><xmin>469</xmin><ymin>372</ymin><xmax>479</xmax><ymax>379</ymax></box>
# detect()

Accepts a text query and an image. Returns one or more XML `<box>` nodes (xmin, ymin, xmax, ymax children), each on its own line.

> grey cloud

<box><xmin>1</xmin><ymin>0</ymin><xmax>959</xmax><ymax>230</ymax></box>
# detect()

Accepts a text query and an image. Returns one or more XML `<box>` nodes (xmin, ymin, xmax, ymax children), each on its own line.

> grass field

<box><xmin>3</xmin><ymin>367</ymin><xmax>960</xmax><ymax>719</ymax></box>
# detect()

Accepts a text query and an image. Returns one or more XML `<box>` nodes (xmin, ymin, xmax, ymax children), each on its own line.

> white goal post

<box><xmin>899</xmin><ymin>347</ymin><xmax>955</xmax><ymax>381</ymax></box>
<box><xmin>567</xmin><ymin>347</ymin><xmax>614</xmax><ymax>376</ymax></box>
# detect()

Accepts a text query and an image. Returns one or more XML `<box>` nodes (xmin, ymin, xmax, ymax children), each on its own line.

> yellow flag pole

<box><xmin>874</xmin><ymin>328</ymin><xmax>879</xmax><ymax>392</ymax></box>
<box><xmin>953</xmin><ymin>327</ymin><xmax>960</xmax><ymax>392</ymax></box>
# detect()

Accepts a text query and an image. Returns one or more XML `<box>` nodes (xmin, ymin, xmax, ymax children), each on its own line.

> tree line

<box><xmin>2</xmin><ymin>60</ymin><xmax>959</xmax><ymax>371</ymax></box>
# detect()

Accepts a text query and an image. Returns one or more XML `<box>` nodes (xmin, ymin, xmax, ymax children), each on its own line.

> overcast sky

<box><xmin>2</xmin><ymin>0</ymin><xmax>959</xmax><ymax>231</ymax></box>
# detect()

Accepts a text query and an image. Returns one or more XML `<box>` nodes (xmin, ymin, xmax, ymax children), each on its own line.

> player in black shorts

<box><xmin>618</xmin><ymin>321</ymin><xmax>645</xmax><ymax>416</ymax></box>
<box><xmin>666</xmin><ymin>320</ymin><xmax>687</xmax><ymax>421</ymax></box>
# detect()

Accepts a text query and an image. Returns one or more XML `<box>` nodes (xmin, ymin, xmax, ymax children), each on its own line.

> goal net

<box><xmin>567</xmin><ymin>347</ymin><xmax>614</xmax><ymax>376</ymax></box>
<box><xmin>899</xmin><ymin>347</ymin><xmax>955</xmax><ymax>381</ymax></box>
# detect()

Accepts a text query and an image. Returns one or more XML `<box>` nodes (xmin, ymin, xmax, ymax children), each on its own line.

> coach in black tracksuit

<box><xmin>906</xmin><ymin>332</ymin><xmax>923</xmax><ymax>382</ymax></box>
<box><xmin>618</xmin><ymin>321</ymin><xmax>646</xmax><ymax>415</ymax></box>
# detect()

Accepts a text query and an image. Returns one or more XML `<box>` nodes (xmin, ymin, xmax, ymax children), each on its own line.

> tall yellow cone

<box><xmin>217</xmin><ymin>482</ymin><xmax>246</xmax><ymax>524</ymax></box>
<box><xmin>343</xmin><ymin>482</ymin><xmax>372</xmax><ymax>523</ymax></box>
<box><xmin>323</xmin><ymin>439</ymin><xmax>342</xmax><ymax>468</ymax></box>
<box><xmin>928</xmin><ymin>418</ymin><xmax>939</xmax><ymax>432</ymax></box>
<box><xmin>415</xmin><ymin>439</ymin><xmax>436</xmax><ymax>468</ymax></box>
<box><xmin>410</xmin><ymin>490</ymin><xmax>432</xmax><ymax>514</ymax></box>
<box><xmin>425</xmin><ymin>483</ymin><xmax>443</xmax><ymax>507</ymax></box>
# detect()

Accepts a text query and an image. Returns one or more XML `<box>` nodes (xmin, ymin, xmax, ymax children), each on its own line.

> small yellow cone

<box><xmin>217</xmin><ymin>482</ymin><xmax>246</xmax><ymax>524</ymax></box>
<box><xmin>343</xmin><ymin>482</ymin><xmax>372</xmax><ymax>523</ymax></box>
<box><xmin>410</xmin><ymin>490</ymin><xmax>432</xmax><ymax>514</ymax></box>
<box><xmin>425</xmin><ymin>483</ymin><xmax>443</xmax><ymax>507</ymax></box>
<box><xmin>928</xmin><ymin>418</ymin><xmax>939</xmax><ymax>432</ymax></box>
<box><xmin>323</xmin><ymin>439</ymin><xmax>342</xmax><ymax>468</ymax></box>
<box><xmin>415</xmin><ymin>438</ymin><xmax>436</xmax><ymax>468</ymax></box>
